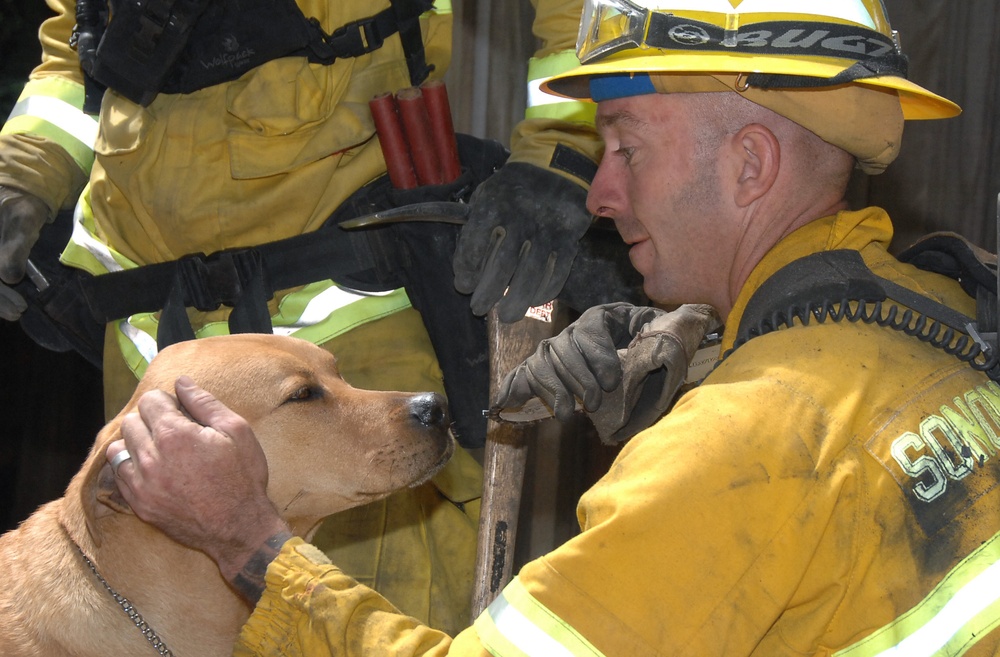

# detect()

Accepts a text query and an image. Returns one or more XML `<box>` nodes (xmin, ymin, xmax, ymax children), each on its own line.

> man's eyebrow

<box><xmin>595</xmin><ymin>110</ymin><xmax>647</xmax><ymax>132</ymax></box>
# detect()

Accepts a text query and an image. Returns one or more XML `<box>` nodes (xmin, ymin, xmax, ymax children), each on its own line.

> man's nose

<box><xmin>586</xmin><ymin>161</ymin><xmax>618</xmax><ymax>218</ymax></box>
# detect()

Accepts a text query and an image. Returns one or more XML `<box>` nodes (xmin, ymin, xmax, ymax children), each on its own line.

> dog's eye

<box><xmin>286</xmin><ymin>386</ymin><xmax>319</xmax><ymax>403</ymax></box>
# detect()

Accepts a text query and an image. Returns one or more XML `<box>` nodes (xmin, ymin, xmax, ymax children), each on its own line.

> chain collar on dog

<box><xmin>75</xmin><ymin>544</ymin><xmax>175</xmax><ymax>656</ymax></box>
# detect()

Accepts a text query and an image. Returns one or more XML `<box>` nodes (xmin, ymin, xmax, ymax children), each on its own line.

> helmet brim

<box><xmin>542</xmin><ymin>51</ymin><xmax>961</xmax><ymax>120</ymax></box>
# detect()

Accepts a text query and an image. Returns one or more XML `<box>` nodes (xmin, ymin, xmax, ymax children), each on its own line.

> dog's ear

<box><xmin>77</xmin><ymin>418</ymin><xmax>134</xmax><ymax>548</ymax></box>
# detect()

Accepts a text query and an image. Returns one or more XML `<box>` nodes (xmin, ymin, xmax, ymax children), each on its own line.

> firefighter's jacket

<box><xmin>233</xmin><ymin>207</ymin><xmax>1000</xmax><ymax>656</ymax></box>
<box><xmin>0</xmin><ymin>0</ymin><xmax>598</xmax><ymax>375</ymax></box>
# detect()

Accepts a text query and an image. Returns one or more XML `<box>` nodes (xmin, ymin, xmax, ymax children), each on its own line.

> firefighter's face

<box><xmin>588</xmin><ymin>92</ymin><xmax>738</xmax><ymax>312</ymax></box>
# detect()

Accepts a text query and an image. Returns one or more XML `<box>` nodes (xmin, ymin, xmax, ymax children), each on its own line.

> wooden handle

<box><xmin>471</xmin><ymin>304</ymin><xmax>558</xmax><ymax>618</ymax></box>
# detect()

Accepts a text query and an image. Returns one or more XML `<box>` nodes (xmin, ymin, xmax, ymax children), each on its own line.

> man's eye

<box><xmin>616</xmin><ymin>146</ymin><xmax>635</xmax><ymax>163</ymax></box>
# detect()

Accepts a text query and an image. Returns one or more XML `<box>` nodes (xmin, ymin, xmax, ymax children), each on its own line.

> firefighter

<box><xmin>104</xmin><ymin>0</ymin><xmax>1000</xmax><ymax>654</ymax></box>
<box><xmin>0</xmin><ymin>0</ymin><xmax>604</xmax><ymax>635</ymax></box>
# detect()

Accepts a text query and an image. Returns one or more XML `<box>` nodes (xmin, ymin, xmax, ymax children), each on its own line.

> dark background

<box><xmin>1</xmin><ymin>0</ymin><xmax>104</xmax><ymax>532</ymax></box>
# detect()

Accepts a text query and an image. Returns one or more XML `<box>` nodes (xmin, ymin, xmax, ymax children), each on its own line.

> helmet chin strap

<box><xmin>746</xmin><ymin>53</ymin><xmax>910</xmax><ymax>90</ymax></box>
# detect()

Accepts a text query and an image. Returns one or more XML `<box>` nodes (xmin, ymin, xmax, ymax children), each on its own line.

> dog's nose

<box><xmin>409</xmin><ymin>392</ymin><xmax>450</xmax><ymax>430</ymax></box>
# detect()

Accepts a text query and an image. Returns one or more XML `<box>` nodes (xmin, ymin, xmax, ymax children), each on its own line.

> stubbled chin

<box><xmin>628</xmin><ymin>239</ymin><xmax>653</xmax><ymax>273</ymax></box>
<box><xmin>628</xmin><ymin>242</ymin><xmax>668</xmax><ymax>304</ymax></box>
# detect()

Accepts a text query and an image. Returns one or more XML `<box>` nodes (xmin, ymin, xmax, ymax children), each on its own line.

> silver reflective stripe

<box><xmin>69</xmin><ymin>200</ymin><xmax>126</xmax><ymax>273</ymax></box>
<box><xmin>7</xmin><ymin>95</ymin><xmax>98</xmax><ymax>149</ymax></box>
<box><xmin>271</xmin><ymin>285</ymin><xmax>396</xmax><ymax>336</ymax></box>
<box><xmin>488</xmin><ymin>595</ymin><xmax>579</xmax><ymax>657</ymax></box>
<box><xmin>836</xmin><ymin>531</ymin><xmax>1000</xmax><ymax>657</ymax></box>
<box><xmin>526</xmin><ymin>51</ymin><xmax>582</xmax><ymax>107</ymax></box>
<box><xmin>113</xmin><ymin>283</ymin><xmax>411</xmax><ymax>378</ymax></box>
<box><xmin>119</xmin><ymin>319</ymin><xmax>159</xmax><ymax>365</ymax></box>
<box><xmin>474</xmin><ymin>577</ymin><xmax>607</xmax><ymax>657</ymax></box>
<box><xmin>525</xmin><ymin>51</ymin><xmax>596</xmax><ymax>122</ymax></box>
<box><xmin>872</xmin><ymin>560</ymin><xmax>1000</xmax><ymax>656</ymax></box>
<box><xmin>527</xmin><ymin>78</ymin><xmax>568</xmax><ymax>107</ymax></box>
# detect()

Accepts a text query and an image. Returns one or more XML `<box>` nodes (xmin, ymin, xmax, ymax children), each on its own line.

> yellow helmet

<box><xmin>544</xmin><ymin>0</ymin><xmax>959</xmax><ymax>121</ymax></box>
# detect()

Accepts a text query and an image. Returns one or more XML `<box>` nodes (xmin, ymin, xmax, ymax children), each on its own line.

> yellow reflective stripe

<box><xmin>474</xmin><ymin>577</ymin><xmax>606</xmax><ymax>657</ymax></box>
<box><xmin>2</xmin><ymin>78</ymin><xmax>97</xmax><ymax>173</ymax></box>
<box><xmin>431</xmin><ymin>0</ymin><xmax>451</xmax><ymax>14</ymax></box>
<box><xmin>835</xmin><ymin>531</ymin><xmax>1000</xmax><ymax>657</ymax></box>
<box><xmin>525</xmin><ymin>51</ymin><xmax>595</xmax><ymax>123</ymax></box>
<box><xmin>524</xmin><ymin>99</ymin><xmax>596</xmax><ymax>123</ymax></box>
<box><xmin>527</xmin><ymin>51</ymin><xmax>580</xmax><ymax>86</ymax></box>
<box><xmin>60</xmin><ymin>188</ymin><xmax>136</xmax><ymax>275</ymax></box>
<box><xmin>474</xmin><ymin>604</ymin><xmax>540</xmax><ymax>657</ymax></box>
<box><xmin>112</xmin><ymin>283</ymin><xmax>412</xmax><ymax>378</ymax></box>
<box><xmin>116</xmin><ymin>318</ymin><xmax>159</xmax><ymax>377</ymax></box>
<box><xmin>66</xmin><ymin>198</ymin><xmax>414</xmax><ymax>374</ymax></box>
<box><xmin>271</xmin><ymin>282</ymin><xmax>412</xmax><ymax>345</ymax></box>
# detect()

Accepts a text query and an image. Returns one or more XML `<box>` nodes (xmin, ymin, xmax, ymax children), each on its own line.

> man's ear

<box><xmin>731</xmin><ymin>123</ymin><xmax>780</xmax><ymax>207</ymax></box>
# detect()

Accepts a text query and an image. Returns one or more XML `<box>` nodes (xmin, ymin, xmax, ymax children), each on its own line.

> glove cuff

<box><xmin>507</xmin><ymin>118</ymin><xmax>602</xmax><ymax>189</ymax></box>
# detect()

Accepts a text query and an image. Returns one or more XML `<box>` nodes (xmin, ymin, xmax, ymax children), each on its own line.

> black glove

<box><xmin>0</xmin><ymin>185</ymin><xmax>51</xmax><ymax>321</ymax></box>
<box><xmin>453</xmin><ymin>162</ymin><xmax>592</xmax><ymax>323</ymax></box>
<box><xmin>493</xmin><ymin>303</ymin><xmax>720</xmax><ymax>443</ymax></box>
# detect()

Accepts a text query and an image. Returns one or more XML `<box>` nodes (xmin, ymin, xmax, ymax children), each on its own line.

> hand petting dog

<box><xmin>109</xmin><ymin>375</ymin><xmax>291</xmax><ymax>602</ymax></box>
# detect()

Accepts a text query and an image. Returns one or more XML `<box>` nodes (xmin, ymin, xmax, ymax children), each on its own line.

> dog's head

<box><xmin>76</xmin><ymin>334</ymin><xmax>455</xmax><ymax>544</ymax></box>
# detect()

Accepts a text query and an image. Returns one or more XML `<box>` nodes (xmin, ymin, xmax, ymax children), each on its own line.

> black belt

<box><xmin>75</xmin><ymin>132</ymin><xmax>509</xmax><ymax>360</ymax></box>
<box><xmin>77</xmin><ymin>224</ymin><xmax>393</xmax><ymax>350</ymax></box>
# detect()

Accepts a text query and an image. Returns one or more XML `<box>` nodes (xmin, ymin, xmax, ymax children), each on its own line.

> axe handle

<box><xmin>471</xmin><ymin>306</ymin><xmax>556</xmax><ymax>618</ymax></box>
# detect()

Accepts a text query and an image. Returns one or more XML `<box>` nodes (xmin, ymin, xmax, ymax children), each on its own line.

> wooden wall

<box><xmin>858</xmin><ymin>0</ymin><xmax>1000</xmax><ymax>251</ymax></box>
<box><xmin>446</xmin><ymin>0</ymin><xmax>536</xmax><ymax>142</ymax></box>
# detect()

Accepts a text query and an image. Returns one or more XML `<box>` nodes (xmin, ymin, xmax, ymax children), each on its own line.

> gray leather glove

<box><xmin>493</xmin><ymin>302</ymin><xmax>721</xmax><ymax>443</ymax></box>
<box><xmin>0</xmin><ymin>185</ymin><xmax>51</xmax><ymax>321</ymax></box>
<box><xmin>453</xmin><ymin>162</ymin><xmax>592</xmax><ymax>323</ymax></box>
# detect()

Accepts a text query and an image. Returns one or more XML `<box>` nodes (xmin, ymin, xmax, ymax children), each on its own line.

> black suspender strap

<box><xmin>82</xmin><ymin>0</ymin><xmax>437</xmax><ymax>106</ymax></box>
<box><xmin>729</xmin><ymin>247</ymin><xmax>1000</xmax><ymax>381</ymax></box>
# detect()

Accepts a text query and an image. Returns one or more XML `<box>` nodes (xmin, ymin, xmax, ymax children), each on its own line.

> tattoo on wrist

<box><xmin>230</xmin><ymin>530</ymin><xmax>293</xmax><ymax>604</ymax></box>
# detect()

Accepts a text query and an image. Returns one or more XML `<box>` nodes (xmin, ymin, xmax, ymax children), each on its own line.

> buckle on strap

<box><xmin>331</xmin><ymin>15</ymin><xmax>385</xmax><ymax>56</ymax></box>
<box><xmin>308</xmin><ymin>13</ymin><xmax>387</xmax><ymax>62</ymax></box>
<box><xmin>174</xmin><ymin>248</ymin><xmax>273</xmax><ymax>312</ymax></box>
<box><xmin>306</xmin><ymin>0</ymin><xmax>433</xmax><ymax>69</ymax></box>
<box><xmin>157</xmin><ymin>248</ymin><xmax>274</xmax><ymax>350</ymax></box>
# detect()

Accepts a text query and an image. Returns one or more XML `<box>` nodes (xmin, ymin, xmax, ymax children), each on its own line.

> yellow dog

<box><xmin>0</xmin><ymin>334</ymin><xmax>455</xmax><ymax>656</ymax></box>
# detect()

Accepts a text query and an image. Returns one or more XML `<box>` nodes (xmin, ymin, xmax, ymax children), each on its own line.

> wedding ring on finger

<box><xmin>110</xmin><ymin>449</ymin><xmax>132</xmax><ymax>477</ymax></box>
